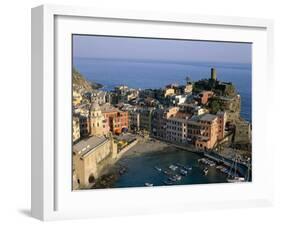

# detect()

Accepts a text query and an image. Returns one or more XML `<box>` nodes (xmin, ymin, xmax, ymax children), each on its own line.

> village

<box><xmin>72</xmin><ymin>67</ymin><xmax>252</xmax><ymax>189</ymax></box>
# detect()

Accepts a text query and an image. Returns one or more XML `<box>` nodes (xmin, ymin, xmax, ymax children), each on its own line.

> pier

<box><xmin>204</xmin><ymin>152</ymin><xmax>250</xmax><ymax>179</ymax></box>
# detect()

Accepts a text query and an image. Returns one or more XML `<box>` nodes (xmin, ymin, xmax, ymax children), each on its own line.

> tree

<box><xmin>210</xmin><ymin>100</ymin><xmax>221</xmax><ymax>114</ymax></box>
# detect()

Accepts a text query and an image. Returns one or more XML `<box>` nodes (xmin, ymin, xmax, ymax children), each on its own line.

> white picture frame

<box><xmin>31</xmin><ymin>4</ymin><xmax>274</xmax><ymax>221</ymax></box>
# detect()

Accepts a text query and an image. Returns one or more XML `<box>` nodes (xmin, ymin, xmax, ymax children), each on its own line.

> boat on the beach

<box><xmin>144</xmin><ymin>182</ymin><xmax>154</xmax><ymax>187</ymax></box>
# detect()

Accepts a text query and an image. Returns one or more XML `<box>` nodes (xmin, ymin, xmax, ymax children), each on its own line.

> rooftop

<box><xmin>73</xmin><ymin>135</ymin><xmax>108</xmax><ymax>157</ymax></box>
<box><xmin>199</xmin><ymin>114</ymin><xmax>217</xmax><ymax>122</ymax></box>
<box><xmin>167</xmin><ymin>116</ymin><xmax>188</xmax><ymax>123</ymax></box>
<box><xmin>100</xmin><ymin>103</ymin><xmax>121</xmax><ymax>113</ymax></box>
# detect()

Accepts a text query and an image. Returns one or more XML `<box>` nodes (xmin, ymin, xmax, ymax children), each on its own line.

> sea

<box><xmin>73</xmin><ymin>57</ymin><xmax>252</xmax><ymax>187</ymax></box>
<box><xmin>74</xmin><ymin>57</ymin><xmax>252</xmax><ymax>122</ymax></box>
<box><xmin>114</xmin><ymin>148</ymin><xmax>228</xmax><ymax>188</ymax></box>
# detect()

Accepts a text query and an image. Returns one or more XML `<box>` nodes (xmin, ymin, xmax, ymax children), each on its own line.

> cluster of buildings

<box><xmin>151</xmin><ymin>106</ymin><xmax>226</xmax><ymax>150</ymax></box>
<box><xmin>73</xmin><ymin>68</ymin><xmax>246</xmax><ymax>150</ymax></box>
<box><xmin>72</xmin><ymin>67</ymin><xmax>251</xmax><ymax>189</ymax></box>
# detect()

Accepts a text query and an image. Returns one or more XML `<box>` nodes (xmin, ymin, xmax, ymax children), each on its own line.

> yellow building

<box><xmin>184</xmin><ymin>83</ymin><xmax>193</xmax><ymax>94</ymax></box>
<box><xmin>72</xmin><ymin>116</ymin><xmax>80</xmax><ymax>143</ymax></box>
<box><xmin>164</xmin><ymin>106</ymin><xmax>180</xmax><ymax>118</ymax></box>
<box><xmin>164</xmin><ymin>87</ymin><xmax>175</xmax><ymax>97</ymax></box>
<box><xmin>73</xmin><ymin>135</ymin><xmax>117</xmax><ymax>189</ymax></box>
<box><xmin>73</xmin><ymin>90</ymin><xmax>83</xmax><ymax>106</ymax></box>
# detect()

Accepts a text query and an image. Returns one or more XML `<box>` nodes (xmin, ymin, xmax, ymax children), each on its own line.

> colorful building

<box><xmin>186</xmin><ymin>112</ymin><xmax>226</xmax><ymax>150</ymax></box>
<box><xmin>100</xmin><ymin>103</ymin><xmax>129</xmax><ymax>134</ymax></box>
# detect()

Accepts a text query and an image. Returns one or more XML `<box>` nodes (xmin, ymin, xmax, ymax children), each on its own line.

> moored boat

<box><xmin>163</xmin><ymin>180</ymin><xmax>174</xmax><ymax>185</ymax></box>
<box><xmin>169</xmin><ymin>164</ymin><xmax>178</xmax><ymax>171</ymax></box>
<box><xmin>180</xmin><ymin>169</ymin><xmax>188</xmax><ymax>176</ymax></box>
<box><xmin>168</xmin><ymin>177</ymin><xmax>177</xmax><ymax>182</ymax></box>
<box><xmin>154</xmin><ymin>166</ymin><xmax>162</xmax><ymax>172</ymax></box>
<box><xmin>174</xmin><ymin>174</ymin><xmax>182</xmax><ymax>181</ymax></box>
<box><xmin>227</xmin><ymin>177</ymin><xmax>245</xmax><ymax>183</ymax></box>
<box><xmin>203</xmin><ymin>168</ymin><xmax>208</xmax><ymax>175</ymax></box>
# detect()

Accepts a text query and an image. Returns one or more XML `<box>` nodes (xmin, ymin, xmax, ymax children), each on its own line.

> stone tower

<box><xmin>89</xmin><ymin>102</ymin><xmax>109</xmax><ymax>136</ymax></box>
<box><xmin>211</xmin><ymin>68</ymin><xmax>217</xmax><ymax>81</ymax></box>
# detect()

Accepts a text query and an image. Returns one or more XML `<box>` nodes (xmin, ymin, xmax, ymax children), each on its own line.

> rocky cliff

<box><xmin>73</xmin><ymin>68</ymin><xmax>93</xmax><ymax>92</ymax></box>
<box><xmin>73</xmin><ymin>68</ymin><xmax>104</xmax><ymax>91</ymax></box>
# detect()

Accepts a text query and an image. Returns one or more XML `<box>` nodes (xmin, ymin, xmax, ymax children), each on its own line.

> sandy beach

<box><xmin>91</xmin><ymin>138</ymin><xmax>176</xmax><ymax>189</ymax></box>
<box><xmin>122</xmin><ymin>137</ymin><xmax>171</xmax><ymax>157</ymax></box>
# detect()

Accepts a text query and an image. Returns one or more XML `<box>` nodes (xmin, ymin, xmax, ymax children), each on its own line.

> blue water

<box><xmin>114</xmin><ymin>148</ymin><xmax>228</xmax><ymax>188</ymax></box>
<box><xmin>74</xmin><ymin>58</ymin><xmax>252</xmax><ymax>122</ymax></box>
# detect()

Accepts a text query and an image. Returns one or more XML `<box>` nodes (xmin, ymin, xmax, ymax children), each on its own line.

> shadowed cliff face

<box><xmin>72</xmin><ymin>68</ymin><xmax>94</xmax><ymax>92</ymax></box>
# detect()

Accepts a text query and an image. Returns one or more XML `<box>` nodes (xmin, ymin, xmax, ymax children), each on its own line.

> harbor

<box><xmin>90</xmin><ymin>136</ymin><xmax>251</xmax><ymax>189</ymax></box>
<box><xmin>92</xmin><ymin>139</ymin><xmax>241</xmax><ymax>189</ymax></box>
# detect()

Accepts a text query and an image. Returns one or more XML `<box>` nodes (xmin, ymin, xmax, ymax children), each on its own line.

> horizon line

<box><xmin>73</xmin><ymin>56</ymin><xmax>252</xmax><ymax>65</ymax></box>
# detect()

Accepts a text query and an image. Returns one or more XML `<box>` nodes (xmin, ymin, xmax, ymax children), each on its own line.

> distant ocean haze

<box><xmin>73</xmin><ymin>57</ymin><xmax>252</xmax><ymax>122</ymax></box>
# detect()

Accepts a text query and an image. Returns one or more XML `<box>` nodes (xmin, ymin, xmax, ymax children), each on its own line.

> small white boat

<box><xmin>169</xmin><ymin>164</ymin><xmax>178</xmax><ymax>171</ymax></box>
<box><xmin>174</xmin><ymin>175</ymin><xmax>182</xmax><ymax>181</ymax></box>
<box><xmin>227</xmin><ymin>177</ymin><xmax>245</xmax><ymax>183</ymax></box>
<box><xmin>203</xmin><ymin>168</ymin><xmax>208</xmax><ymax>175</ymax></box>
<box><xmin>154</xmin><ymin>166</ymin><xmax>162</xmax><ymax>172</ymax></box>
<box><xmin>144</xmin><ymin>183</ymin><xmax>154</xmax><ymax>187</ymax></box>
<box><xmin>180</xmin><ymin>169</ymin><xmax>188</xmax><ymax>176</ymax></box>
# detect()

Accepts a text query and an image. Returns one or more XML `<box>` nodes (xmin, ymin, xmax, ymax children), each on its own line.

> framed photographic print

<box><xmin>31</xmin><ymin>4</ymin><xmax>274</xmax><ymax>221</ymax></box>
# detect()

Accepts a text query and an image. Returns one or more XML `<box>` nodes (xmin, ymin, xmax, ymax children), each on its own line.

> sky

<box><xmin>73</xmin><ymin>35</ymin><xmax>252</xmax><ymax>64</ymax></box>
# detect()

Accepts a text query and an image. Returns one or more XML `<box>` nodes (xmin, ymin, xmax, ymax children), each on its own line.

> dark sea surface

<box><xmin>74</xmin><ymin>58</ymin><xmax>252</xmax><ymax>122</ymax></box>
<box><xmin>113</xmin><ymin>148</ymin><xmax>228</xmax><ymax>188</ymax></box>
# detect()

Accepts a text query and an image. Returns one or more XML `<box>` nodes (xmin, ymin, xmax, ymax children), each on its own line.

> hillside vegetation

<box><xmin>72</xmin><ymin>68</ymin><xmax>94</xmax><ymax>92</ymax></box>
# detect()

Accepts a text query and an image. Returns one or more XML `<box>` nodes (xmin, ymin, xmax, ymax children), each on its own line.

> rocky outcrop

<box><xmin>73</xmin><ymin>68</ymin><xmax>93</xmax><ymax>92</ymax></box>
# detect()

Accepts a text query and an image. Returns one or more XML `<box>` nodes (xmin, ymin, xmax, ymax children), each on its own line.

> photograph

<box><xmin>72</xmin><ymin>35</ymin><xmax>252</xmax><ymax>190</ymax></box>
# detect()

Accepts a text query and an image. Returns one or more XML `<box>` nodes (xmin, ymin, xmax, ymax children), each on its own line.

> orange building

<box><xmin>100</xmin><ymin>104</ymin><xmax>129</xmax><ymax>134</ymax></box>
<box><xmin>216</xmin><ymin>111</ymin><xmax>227</xmax><ymax>140</ymax></box>
<box><xmin>186</xmin><ymin>112</ymin><xmax>225</xmax><ymax>150</ymax></box>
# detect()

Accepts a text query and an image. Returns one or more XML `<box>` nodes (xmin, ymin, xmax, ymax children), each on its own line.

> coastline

<box><xmin>91</xmin><ymin>139</ymin><xmax>203</xmax><ymax>189</ymax></box>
